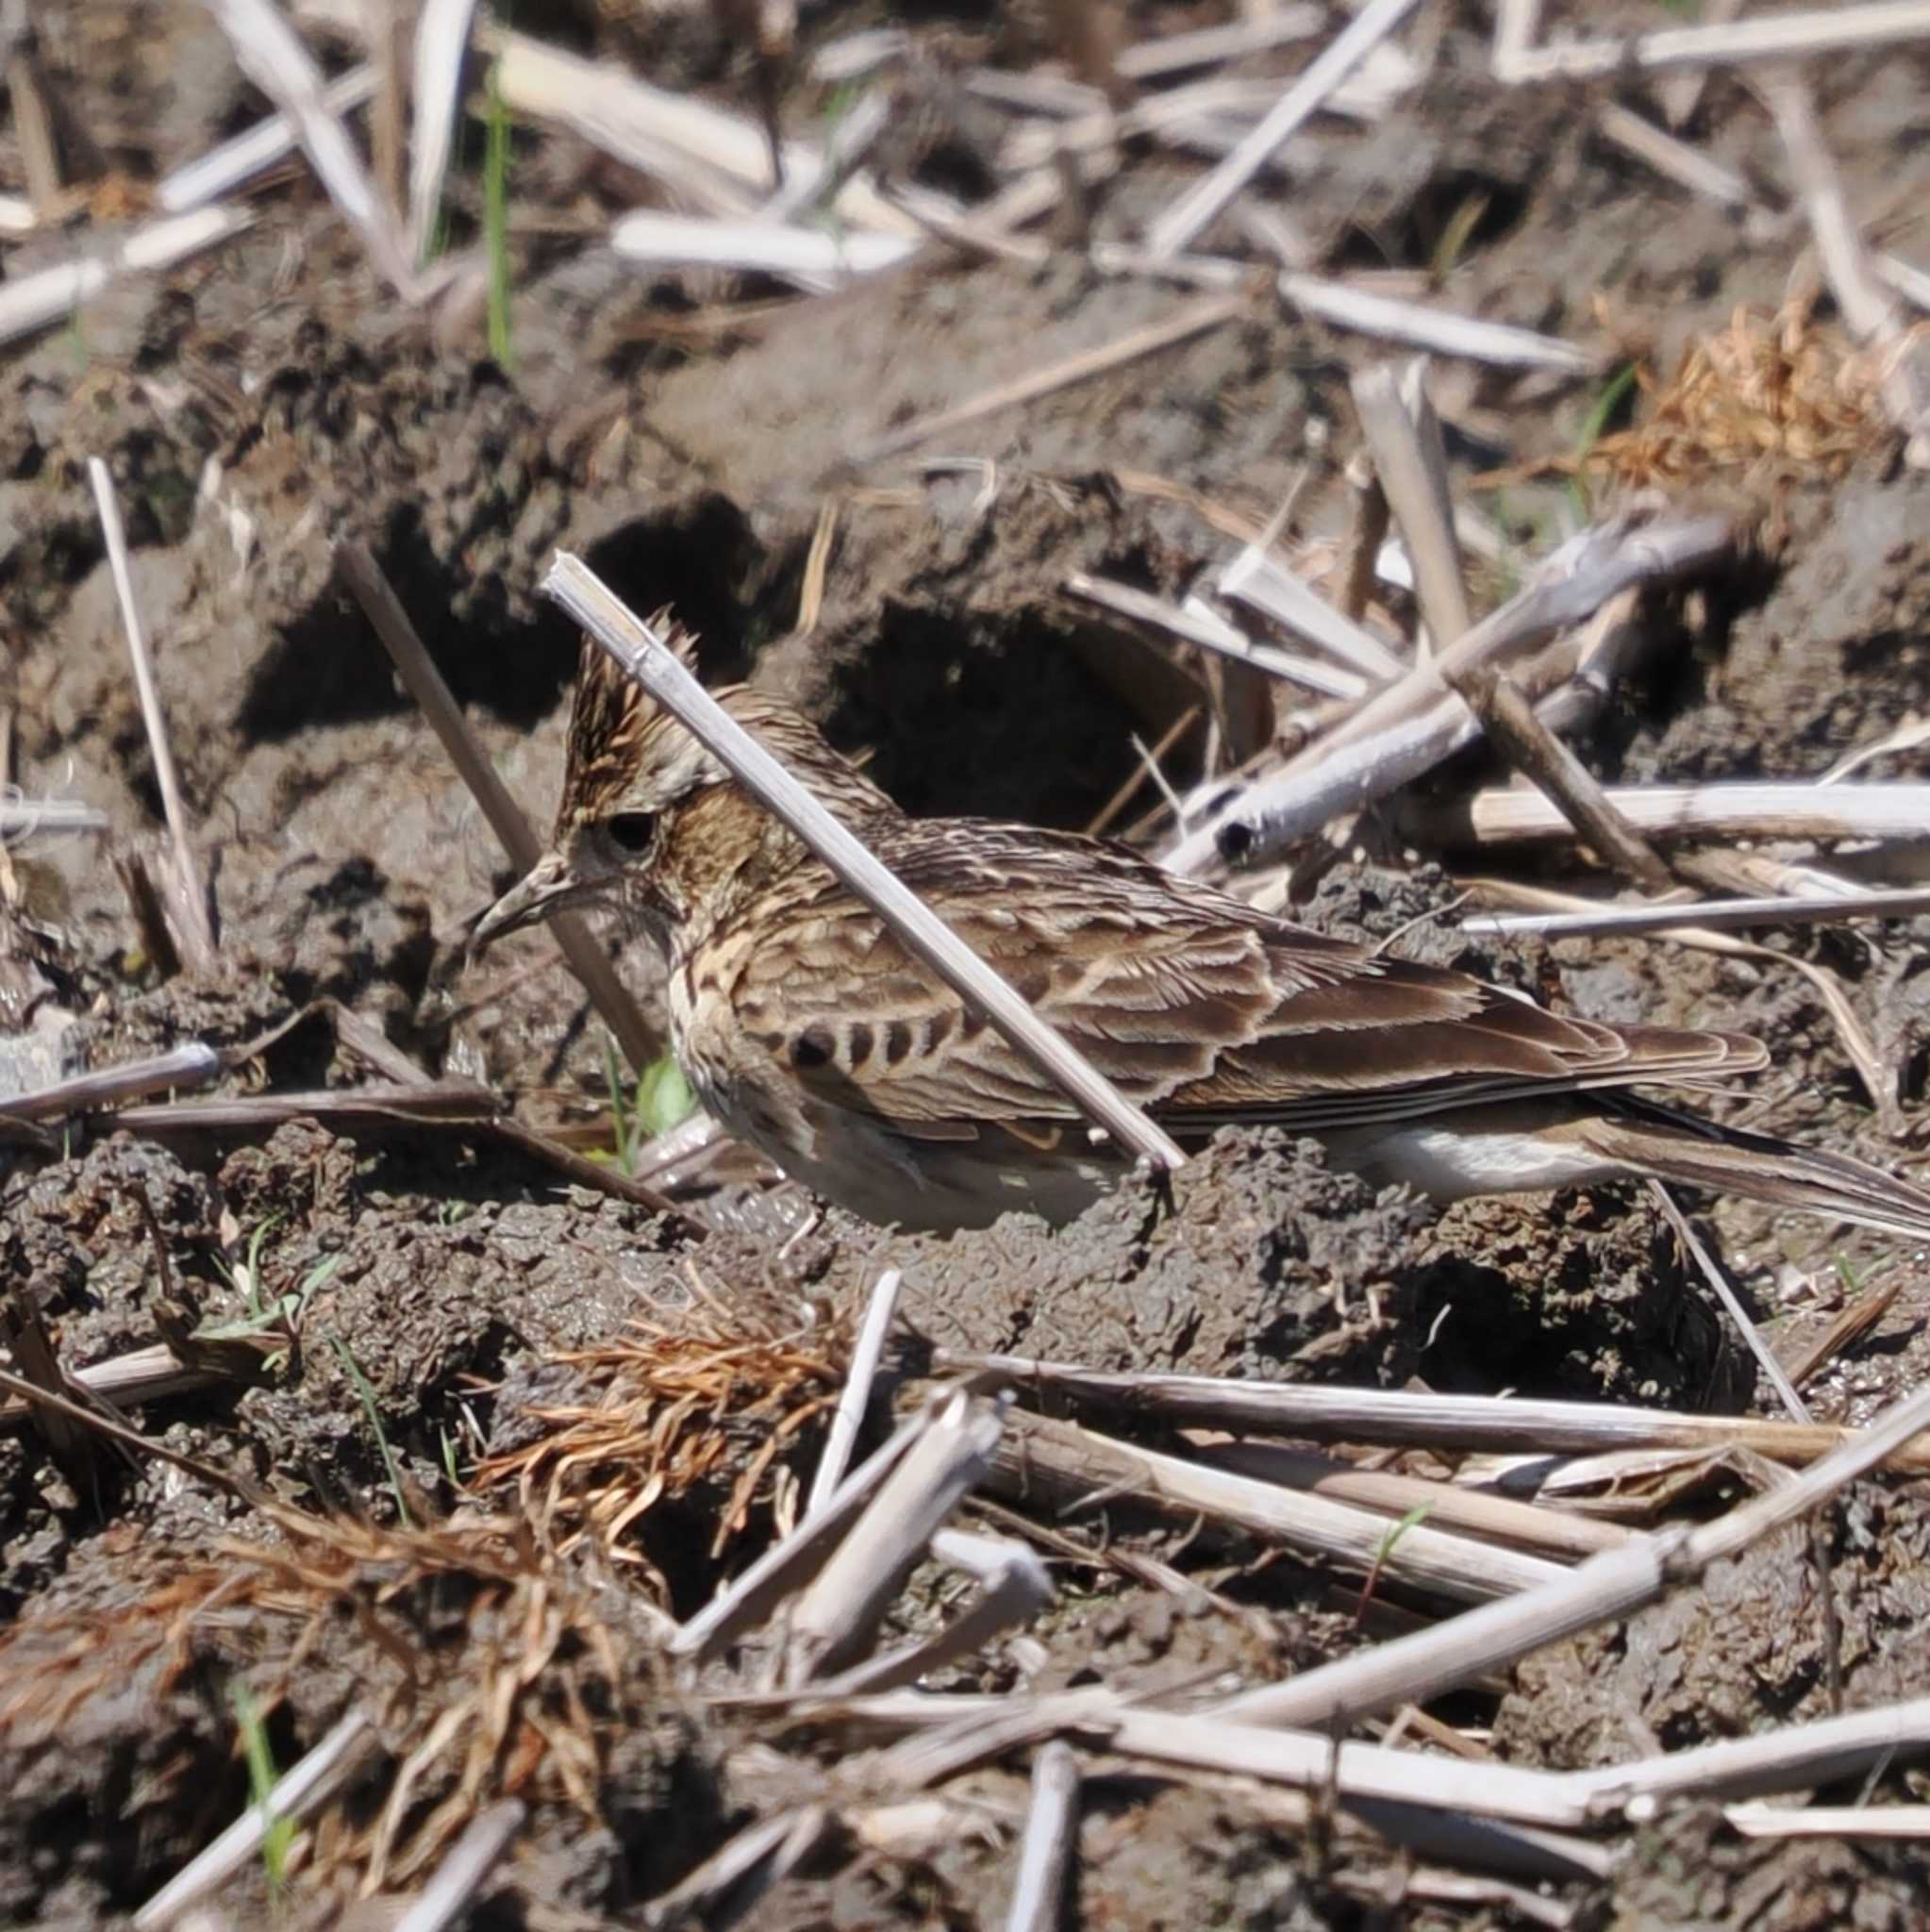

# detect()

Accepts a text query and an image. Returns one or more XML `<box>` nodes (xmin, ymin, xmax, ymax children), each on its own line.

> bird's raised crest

<box><xmin>557</xmin><ymin>609</ymin><xmax>698</xmax><ymax>824</ymax></box>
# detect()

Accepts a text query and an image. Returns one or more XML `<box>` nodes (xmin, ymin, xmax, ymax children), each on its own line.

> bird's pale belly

<box><xmin>739</xmin><ymin>1113</ymin><xmax>1621</xmax><ymax>1234</ymax></box>
<box><xmin>702</xmin><ymin>1069</ymin><xmax>1117</xmax><ymax>1230</ymax></box>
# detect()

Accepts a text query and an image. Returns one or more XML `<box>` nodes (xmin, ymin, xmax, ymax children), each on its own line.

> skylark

<box><xmin>476</xmin><ymin>630</ymin><xmax>1930</xmax><ymax>1241</ymax></box>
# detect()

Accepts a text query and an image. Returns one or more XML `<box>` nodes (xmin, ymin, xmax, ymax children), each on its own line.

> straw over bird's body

<box><xmin>476</xmin><ymin>633</ymin><xmax>1930</xmax><ymax>1241</ymax></box>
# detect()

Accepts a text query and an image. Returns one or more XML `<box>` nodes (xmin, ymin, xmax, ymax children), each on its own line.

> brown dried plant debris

<box><xmin>1595</xmin><ymin>301</ymin><xmax>1901</xmax><ymax>488</ymax></box>
<box><xmin>474</xmin><ymin>1282</ymin><xmax>850</xmax><ymax>1578</ymax></box>
<box><xmin>1481</xmin><ymin>299</ymin><xmax>1902</xmax><ymax>495</ymax></box>
<box><xmin>0</xmin><ymin>1505</ymin><xmax>679</xmax><ymax>1904</ymax></box>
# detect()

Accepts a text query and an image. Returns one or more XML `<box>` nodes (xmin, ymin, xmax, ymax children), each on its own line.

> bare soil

<box><xmin>6</xmin><ymin>5</ymin><xmax>1930</xmax><ymax>1929</ymax></box>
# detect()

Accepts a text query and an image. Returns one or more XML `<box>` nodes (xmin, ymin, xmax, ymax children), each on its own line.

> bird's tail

<box><xmin>1582</xmin><ymin>1099</ymin><xmax>1930</xmax><ymax>1246</ymax></box>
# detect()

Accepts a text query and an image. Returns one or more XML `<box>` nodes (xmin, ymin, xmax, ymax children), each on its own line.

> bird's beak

<box><xmin>471</xmin><ymin>849</ymin><xmax>590</xmax><ymax>954</ymax></box>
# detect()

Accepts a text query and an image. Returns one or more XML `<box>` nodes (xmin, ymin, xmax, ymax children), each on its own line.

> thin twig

<box><xmin>1414</xmin><ymin>779</ymin><xmax>1930</xmax><ymax>851</ymax></box>
<box><xmin>795</xmin><ymin>497</ymin><xmax>840</xmax><ymax>635</ymax></box>
<box><xmin>1495</xmin><ymin>2</ymin><xmax>1930</xmax><ymax>83</ymax></box>
<box><xmin>89</xmin><ymin>459</ymin><xmax>216</xmax><ymax>969</ymax></box>
<box><xmin>641</xmin><ymin>1807</ymin><xmax>831</xmax><ymax>1928</ymax></box>
<box><xmin>671</xmin><ymin>1401</ymin><xmax>935</xmax><ymax>1661</ymax></box>
<box><xmin>1489</xmin><ymin>0</ymin><xmax>1542</xmax><ymax>72</ymax></box>
<box><xmin>1003</xmin><ymin>70</ymin><xmax>1406</xmax><ymax>175</ymax></box>
<box><xmin>1219</xmin><ymin>546</ymin><xmax>1406</xmax><ymax>683</ymax></box>
<box><xmin>1781</xmin><ymin>1272</ymin><xmax>1905</xmax><ymax>1390</ymax></box>
<box><xmin>158</xmin><ymin>66</ymin><xmax>375</xmax><ymax>212</ymax></box>
<box><xmin>1280</xmin><ymin>273</ymin><xmax>1599</xmax><ymax>373</ymax></box>
<box><xmin>1820</xmin><ymin>714</ymin><xmax>1930</xmax><ymax>785</ymax></box>
<box><xmin>113</xmin><ymin>1080</ymin><xmax>496</xmax><ymax>1128</ymax></box>
<box><xmin>0</xmin><ymin>797</ymin><xmax>107</xmax><ymax>836</ymax></box>
<box><xmin>787</xmin><ymin>1390</ymin><xmax>1006</xmax><ymax>1683</ymax></box>
<box><xmin>0</xmin><ymin>1042</ymin><xmax>220</xmax><ymax>1122</ymax></box>
<box><xmin>1196</xmin><ymin>1438</ymin><xmax>1631</xmax><ymax>1560</ymax></box>
<box><xmin>203</xmin><ymin>0</ymin><xmax>418</xmax><ymax>296</ymax></box>
<box><xmin>406</xmin><ymin>0</ymin><xmax>480</xmax><ymax>259</ymax></box>
<box><xmin>1595</xmin><ymin>102</ymin><xmax>1760</xmax><ymax>215</ymax></box>
<box><xmin>3</xmin><ymin>1281</ymin><xmax>111</xmax><ymax>1488</ymax></box>
<box><xmin>0</xmin><ymin>206</ymin><xmax>250</xmax><ymax>348</ymax></box>
<box><xmin>1451</xmin><ymin>666</ymin><xmax>1675</xmax><ymax>891</ymax></box>
<box><xmin>1065</xmin><ymin>573</ymin><xmax>1369</xmax><ymax>701</ymax></box>
<box><xmin>1650</xmin><ymin>1181</ymin><xmax>1810</xmax><ymax>1424</ymax></box>
<box><xmin>852</xmin><ymin>292</ymin><xmax>1250</xmax><ymax>467</ymax></box>
<box><xmin>370</xmin><ymin>0</ymin><xmax>407</xmax><ymax>225</ymax></box>
<box><xmin>1461</xmin><ymin>886</ymin><xmax>1930</xmax><ymax>941</ymax></box>
<box><xmin>112</xmin><ymin>1084</ymin><xmax>690</xmax><ymax>1219</ymax></box>
<box><xmin>1117</xmin><ymin>8</ymin><xmax>1323</xmax><ymax>79</ymax></box>
<box><xmin>1572</xmin><ymin>1695</ymin><xmax>1930</xmax><ymax>1817</ymax></box>
<box><xmin>1726</xmin><ymin>1801</ymin><xmax>1930</xmax><ymax>1840</ymax></box>
<box><xmin>988</xmin><ymin>1407</ymin><xmax>1564</xmax><ymax>1604</ymax></box>
<box><xmin>134</xmin><ymin>1714</ymin><xmax>377</xmax><ymax>1932</ymax></box>
<box><xmin>610</xmin><ymin>209</ymin><xmax>918</xmax><ymax>289</ymax></box>
<box><xmin>816</xmin><ymin>1526</ymin><xmax>1054</xmax><ymax>1697</ymax></box>
<box><xmin>1211</xmin><ymin>1375</ymin><xmax>1930</xmax><ymax>1731</ymax></box>
<box><xmin>807</xmin><ymin>1267</ymin><xmax>903</xmax><ymax>1521</ymax></box>
<box><xmin>1084</xmin><ymin>706</ymin><xmax>1201</xmax><ymax>839</ymax></box>
<box><xmin>1145</xmin><ymin>0</ymin><xmax>1423</xmax><ymax>258</ymax></box>
<box><xmin>827</xmin><ymin>1683</ymin><xmax>1930</xmax><ymax>1839</ymax></box>
<box><xmin>545</xmin><ymin>554</ymin><xmax>1186</xmax><ymax>1171</ymax></box>
<box><xmin>1005</xmin><ymin>1742</ymin><xmax>1080</xmax><ymax>1932</ymax></box>
<box><xmin>1656</xmin><ymin>0</ymin><xmax>1743</xmax><ymax>124</ymax></box>
<box><xmin>1106</xmin><ymin>1697</ymin><xmax>1930</xmax><ymax>1829</ymax></box>
<box><xmin>0</xmin><ymin>1358</ymin><xmax>265</xmax><ymax>1507</ymax></box>
<box><xmin>763</xmin><ymin>88</ymin><xmax>891</xmax><ymax>223</ymax></box>
<box><xmin>1351</xmin><ymin>359</ymin><xmax>1470</xmax><ymax>647</ymax></box>
<box><xmin>932</xmin><ymin>1351</ymin><xmax>1930</xmax><ymax>1473</ymax></box>
<box><xmin>1166</xmin><ymin>511</ymin><xmax>1735</xmax><ymax>872</ymax></box>
<box><xmin>392</xmin><ymin>1800</ymin><xmax>525</xmax><ymax>1932</ymax></box>
<box><xmin>1333</xmin><ymin>453</ymin><xmax>1389</xmax><ymax>625</ymax></box>
<box><xmin>487</xmin><ymin>25</ymin><xmax>917</xmax><ymax>237</ymax></box>
<box><xmin>6</xmin><ymin>44</ymin><xmax>63</xmax><ymax>217</ymax></box>
<box><xmin>1104</xmin><ymin>1710</ymin><xmax>1584</xmax><ymax>1827</ymax></box>
<box><xmin>334</xmin><ymin>542</ymin><xmax>657</xmax><ymax>1073</ymax></box>
<box><xmin>113</xmin><ymin>852</ymin><xmax>181</xmax><ymax>981</ymax></box>
<box><xmin>0</xmin><ymin>1341</ymin><xmax>232</xmax><ymax>1436</ymax></box>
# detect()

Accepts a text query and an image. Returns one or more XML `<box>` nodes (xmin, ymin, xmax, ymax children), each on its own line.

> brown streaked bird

<box><xmin>476</xmin><ymin>631</ymin><xmax>1930</xmax><ymax>1241</ymax></box>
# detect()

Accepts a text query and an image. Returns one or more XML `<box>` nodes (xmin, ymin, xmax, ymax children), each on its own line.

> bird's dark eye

<box><xmin>607</xmin><ymin>812</ymin><xmax>657</xmax><ymax>854</ymax></box>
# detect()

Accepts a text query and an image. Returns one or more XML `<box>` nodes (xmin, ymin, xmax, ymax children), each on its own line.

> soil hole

<box><xmin>819</xmin><ymin>605</ymin><xmax>1151</xmax><ymax>826</ymax></box>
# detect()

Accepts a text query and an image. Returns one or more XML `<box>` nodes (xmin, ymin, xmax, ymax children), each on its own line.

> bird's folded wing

<box><xmin>729</xmin><ymin>854</ymin><xmax>1765</xmax><ymax>1142</ymax></box>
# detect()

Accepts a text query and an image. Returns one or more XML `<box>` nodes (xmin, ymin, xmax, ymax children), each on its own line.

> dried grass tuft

<box><xmin>0</xmin><ymin>1562</ymin><xmax>237</xmax><ymax>1742</ymax></box>
<box><xmin>236</xmin><ymin>1509</ymin><xmax>628</xmax><ymax>1893</ymax></box>
<box><xmin>1592</xmin><ymin>299</ymin><xmax>1900</xmax><ymax>488</ymax></box>
<box><xmin>0</xmin><ymin>1507</ymin><xmax>643</xmax><ymax>1901</ymax></box>
<box><xmin>1478</xmin><ymin>298</ymin><xmax>1903</xmax><ymax>499</ymax></box>
<box><xmin>474</xmin><ymin>1293</ymin><xmax>849</xmax><ymax>1577</ymax></box>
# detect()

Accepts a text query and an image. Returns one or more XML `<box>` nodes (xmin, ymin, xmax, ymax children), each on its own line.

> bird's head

<box><xmin>473</xmin><ymin>620</ymin><xmax>893</xmax><ymax>954</ymax></box>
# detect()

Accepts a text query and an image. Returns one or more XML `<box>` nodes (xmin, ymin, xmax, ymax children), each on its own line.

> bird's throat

<box><xmin>654</xmin><ymin>785</ymin><xmax>820</xmax><ymax>944</ymax></box>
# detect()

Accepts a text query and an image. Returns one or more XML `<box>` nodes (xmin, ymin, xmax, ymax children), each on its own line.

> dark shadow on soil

<box><xmin>237</xmin><ymin>490</ymin><xmax>769</xmax><ymax>741</ymax></box>
<box><xmin>821</xmin><ymin>602</ymin><xmax>1150</xmax><ymax>826</ymax></box>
